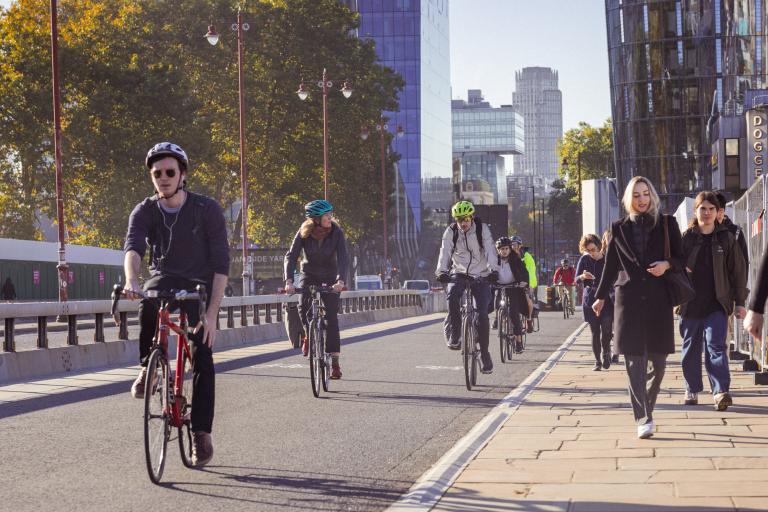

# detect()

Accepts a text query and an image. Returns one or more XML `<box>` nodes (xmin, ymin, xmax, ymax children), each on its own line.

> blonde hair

<box><xmin>579</xmin><ymin>233</ymin><xmax>601</xmax><ymax>254</ymax></box>
<box><xmin>622</xmin><ymin>176</ymin><xmax>661</xmax><ymax>224</ymax></box>
<box><xmin>601</xmin><ymin>229</ymin><xmax>612</xmax><ymax>255</ymax></box>
<box><xmin>300</xmin><ymin>218</ymin><xmax>317</xmax><ymax>238</ymax></box>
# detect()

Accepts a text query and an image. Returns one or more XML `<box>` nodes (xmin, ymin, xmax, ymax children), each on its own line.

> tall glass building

<box><xmin>605</xmin><ymin>0</ymin><xmax>768</xmax><ymax>204</ymax></box>
<box><xmin>512</xmin><ymin>67</ymin><xmax>563</xmax><ymax>187</ymax></box>
<box><xmin>351</xmin><ymin>0</ymin><xmax>452</xmax><ymax>230</ymax></box>
<box><xmin>452</xmin><ymin>90</ymin><xmax>524</xmax><ymax>204</ymax></box>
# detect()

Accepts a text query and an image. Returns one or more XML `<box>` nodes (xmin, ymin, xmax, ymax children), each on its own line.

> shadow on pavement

<box><xmin>161</xmin><ymin>465</ymin><xmax>409</xmax><ymax>511</ymax></box>
<box><xmin>0</xmin><ymin>317</ymin><xmax>441</xmax><ymax>420</ymax></box>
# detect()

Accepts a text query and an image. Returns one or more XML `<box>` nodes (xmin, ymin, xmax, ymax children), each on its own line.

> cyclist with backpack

<box><xmin>491</xmin><ymin>236</ymin><xmax>529</xmax><ymax>354</ymax></box>
<box><xmin>553</xmin><ymin>258</ymin><xmax>576</xmax><ymax>312</ymax></box>
<box><xmin>284</xmin><ymin>200</ymin><xmax>349</xmax><ymax>379</ymax></box>
<box><xmin>436</xmin><ymin>200</ymin><xmax>499</xmax><ymax>374</ymax></box>
<box><xmin>123</xmin><ymin>142</ymin><xmax>230</xmax><ymax>467</ymax></box>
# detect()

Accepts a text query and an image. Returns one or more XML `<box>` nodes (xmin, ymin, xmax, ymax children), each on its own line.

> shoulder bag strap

<box><xmin>663</xmin><ymin>214</ymin><xmax>671</xmax><ymax>260</ymax></box>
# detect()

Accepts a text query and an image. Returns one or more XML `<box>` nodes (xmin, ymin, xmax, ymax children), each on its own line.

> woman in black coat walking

<box><xmin>592</xmin><ymin>176</ymin><xmax>685</xmax><ymax>439</ymax></box>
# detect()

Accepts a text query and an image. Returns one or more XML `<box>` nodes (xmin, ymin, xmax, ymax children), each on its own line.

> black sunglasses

<box><xmin>151</xmin><ymin>168</ymin><xmax>177</xmax><ymax>179</ymax></box>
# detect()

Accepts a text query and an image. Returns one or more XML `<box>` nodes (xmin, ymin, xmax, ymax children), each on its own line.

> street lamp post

<box><xmin>529</xmin><ymin>185</ymin><xmax>536</xmax><ymax>259</ymax></box>
<box><xmin>50</xmin><ymin>0</ymin><xmax>68</xmax><ymax>304</ymax></box>
<box><xmin>297</xmin><ymin>70</ymin><xmax>353</xmax><ymax>201</ymax></box>
<box><xmin>205</xmin><ymin>11</ymin><xmax>251</xmax><ymax>295</ymax></box>
<box><xmin>562</xmin><ymin>153</ymin><xmax>582</xmax><ymax>203</ymax></box>
<box><xmin>361</xmin><ymin>120</ymin><xmax>404</xmax><ymax>263</ymax></box>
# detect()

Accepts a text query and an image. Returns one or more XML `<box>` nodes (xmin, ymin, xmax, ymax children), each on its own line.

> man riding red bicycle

<box><xmin>122</xmin><ymin>142</ymin><xmax>229</xmax><ymax>467</ymax></box>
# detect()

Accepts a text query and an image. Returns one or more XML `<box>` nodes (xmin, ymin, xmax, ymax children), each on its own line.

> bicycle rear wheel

<box><xmin>519</xmin><ymin>313</ymin><xmax>527</xmax><ymax>351</ymax></box>
<box><xmin>144</xmin><ymin>348</ymin><xmax>170</xmax><ymax>484</ymax></box>
<box><xmin>498</xmin><ymin>309</ymin><xmax>507</xmax><ymax>364</ymax></box>
<box><xmin>309</xmin><ymin>324</ymin><xmax>322</xmax><ymax>398</ymax></box>
<box><xmin>463</xmin><ymin>317</ymin><xmax>472</xmax><ymax>390</ymax></box>
<box><xmin>178</xmin><ymin>347</ymin><xmax>194</xmax><ymax>468</ymax></box>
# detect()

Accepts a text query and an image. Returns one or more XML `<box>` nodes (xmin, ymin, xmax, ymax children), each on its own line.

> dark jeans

<box><xmin>138</xmin><ymin>275</ymin><xmax>215</xmax><ymax>434</ymax></box>
<box><xmin>680</xmin><ymin>310</ymin><xmax>730</xmax><ymax>395</ymax></box>
<box><xmin>588</xmin><ymin>314</ymin><xmax>614</xmax><ymax>364</ymax></box>
<box><xmin>444</xmin><ymin>277</ymin><xmax>491</xmax><ymax>355</ymax></box>
<box><xmin>299</xmin><ymin>280</ymin><xmax>341</xmax><ymax>354</ymax></box>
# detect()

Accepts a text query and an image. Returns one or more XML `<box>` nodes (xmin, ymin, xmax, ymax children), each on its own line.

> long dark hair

<box><xmin>689</xmin><ymin>191</ymin><xmax>721</xmax><ymax>229</ymax></box>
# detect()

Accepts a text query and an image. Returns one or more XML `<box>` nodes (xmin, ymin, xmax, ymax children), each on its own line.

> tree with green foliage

<box><xmin>0</xmin><ymin>0</ymin><xmax>402</xmax><ymax>250</ymax></box>
<box><xmin>558</xmin><ymin>119</ymin><xmax>615</xmax><ymax>200</ymax></box>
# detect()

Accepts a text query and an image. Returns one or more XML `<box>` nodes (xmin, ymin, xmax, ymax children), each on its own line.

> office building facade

<box><xmin>353</xmin><ymin>0</ymin><xmax>452</xmax><ymax>230</ymax></box>
<box><xmin>605</xmin><ymin>0</ymin><xmax>768</xmax><ymax>204</ymax></box>
<box><xmin>512</xmin><ymin>67</ymin><xmax>563</xmax><ymax>187</ymax></box>
<box><xmin>452</xmin><ymin>90</ymin><xmax>524</xmax><ymax>204</ymax></box>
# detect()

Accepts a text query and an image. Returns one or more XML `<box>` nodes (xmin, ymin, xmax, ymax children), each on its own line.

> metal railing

<box><xmin>732</xmin><ymin>174</ymin><xmax>767</xmax><ymax>370</ymax></box>
<box><xmin>0</xmin><ymin>289</ymin><xmax>425</xmax><ymax>353</ymax></box>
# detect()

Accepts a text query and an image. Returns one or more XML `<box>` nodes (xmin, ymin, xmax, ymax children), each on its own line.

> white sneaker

<box><xmin>637</xmin><ymin>421</ymin><xmax>654</xmax><ymax>439</ymax></box>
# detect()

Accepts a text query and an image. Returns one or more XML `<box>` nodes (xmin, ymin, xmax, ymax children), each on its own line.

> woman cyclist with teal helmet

<box><xmin>284</xmin><ymin>199</ymin><xmax>349</xmax><ymax>379</ymax></box>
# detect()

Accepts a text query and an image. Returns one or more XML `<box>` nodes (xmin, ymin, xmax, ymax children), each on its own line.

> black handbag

<box><xmin>663</xmin><ymin>215</ymin><xmax>696</xmax><ymax>307</ymax></box>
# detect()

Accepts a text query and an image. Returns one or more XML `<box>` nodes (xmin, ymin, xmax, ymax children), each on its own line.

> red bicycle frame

<box><xmin>154</xmin><ymin>306</ymin><xmax>194</xmax><ymax>429</ymax></box>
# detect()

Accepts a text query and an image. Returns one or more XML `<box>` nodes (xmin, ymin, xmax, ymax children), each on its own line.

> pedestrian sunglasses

<box><xmin>151</xmin><ymin>168</ymin><xmax>177</xmax><ymax>179</ymax></box>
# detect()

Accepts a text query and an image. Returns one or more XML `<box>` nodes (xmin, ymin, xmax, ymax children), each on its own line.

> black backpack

<box><xmin>449</xmin><ymin>216</ymin><xmax>485</xmax><ymax>259</ymax></box>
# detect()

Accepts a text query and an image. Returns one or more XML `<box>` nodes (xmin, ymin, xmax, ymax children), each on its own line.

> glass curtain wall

<box><xmin>605</xmin><ymin>0</ymin><xmax>767</xmax><ymax>205</ymax></box>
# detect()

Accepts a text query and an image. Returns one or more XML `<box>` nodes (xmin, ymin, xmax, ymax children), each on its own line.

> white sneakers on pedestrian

<box><xmin>637</xmin><ymin>421</ymin><xmax>655</xmax><ymax>439</ymax></box>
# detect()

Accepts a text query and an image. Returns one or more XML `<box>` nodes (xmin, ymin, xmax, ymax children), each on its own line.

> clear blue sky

<box><xmin>0</xmin><ymin>0</ymin><xmax>612</xmax><ymax>132</ymax></box>
<box><xmin>450</xmin><ymin>0</ymin><xmax>611</xmax><ymax>132</ymax></box>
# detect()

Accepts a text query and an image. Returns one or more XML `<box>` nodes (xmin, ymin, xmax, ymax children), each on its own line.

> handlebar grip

<box><xmin>110</xmin><ymin>284</ymin><xmax>124</xmax><ymax>324</ymax></box>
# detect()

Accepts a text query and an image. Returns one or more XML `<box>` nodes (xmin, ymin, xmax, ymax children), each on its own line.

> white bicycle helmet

<box><xmin>145</xmin><ymin>142</ymin><xmax>189</xmax><ymax>170</ymax></box>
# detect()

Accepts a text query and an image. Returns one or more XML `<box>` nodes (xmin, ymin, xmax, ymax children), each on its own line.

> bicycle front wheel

<box><xmin>320</xmin><ymin>325</ymin><xmax>330</xmax><ymax>392</ymax></box>
<box><xmin>309</xmin><ymin>325</ymin><xmax>322</xmax><ymax>398</ymax></box>
<box><xmin>498</xmin><ymin>309</ymin><xmax>507</xmax><ymax>364</ymax></box>
<box><xmin>178</xmin><ymin>347</ymin><xmax>194</xmax><ymax>468</ymax></box>
<box><xmin>463</xmin><ymin>316</ymin><xmax>473</xmax><ymax>391</ymax></box>
<box><xmin>144</xmin><ymin>349</ymin><xmax>170</xmax><ymax>484</ymax></box>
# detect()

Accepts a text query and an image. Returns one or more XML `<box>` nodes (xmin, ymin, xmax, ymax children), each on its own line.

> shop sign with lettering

<box><xmin>747</xmin><ymin>109</ymin><xmax>768</xmax><ymax>178</ymax></box>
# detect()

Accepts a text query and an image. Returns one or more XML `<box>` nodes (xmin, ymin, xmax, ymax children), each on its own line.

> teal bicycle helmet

<box><xmin>305</xmin><ymin>199</ymin><xmax>333</xmax><ymax>218</ymax></box>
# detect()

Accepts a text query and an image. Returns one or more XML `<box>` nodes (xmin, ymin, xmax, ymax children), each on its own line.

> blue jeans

<box><xmin>444</xmin><ymin>278</ymin><xmax>491</xmax><ymax>354</ymax></box>
<box><xmin>680</xmin><ymin>310</ymin><xmax>730</xmax><ymax>395</ymax></box>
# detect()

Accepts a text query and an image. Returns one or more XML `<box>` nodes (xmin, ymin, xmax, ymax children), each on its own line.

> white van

<box><xmin>355</xmin><ymin>274</ymin><xmax>383</xmax><ymax>290</ymax></box>
<box><xmin>402</xmin><ymin>280</ymin><xmax>431</xmax><ymax>294</ymax></box>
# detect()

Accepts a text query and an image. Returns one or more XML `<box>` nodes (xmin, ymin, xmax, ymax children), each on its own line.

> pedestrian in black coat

<box><xmin>593</xmin><ymin>176</ymin><xmax>685</xmax><ymax>439</ymax></box>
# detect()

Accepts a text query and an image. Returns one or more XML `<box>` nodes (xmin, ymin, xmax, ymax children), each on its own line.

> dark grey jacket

<box><xmin>679</xmin><ymin>223</ymin><xmax>748</xmax><ymax>317</ymax></box>
<box><xmin>284</xmin><ymin>222</ymin><xmax>349</xmax><ymax>286</ymax></box>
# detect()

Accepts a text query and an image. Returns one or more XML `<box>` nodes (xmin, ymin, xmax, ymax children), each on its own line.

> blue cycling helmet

<box><xmin>304</xmin><ymin>199</ymin><xmax>333</xmax><ymax>218</ymax></box>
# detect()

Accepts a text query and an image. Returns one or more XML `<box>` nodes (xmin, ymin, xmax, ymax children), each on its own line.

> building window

<box><xmin>725</xmin><ymin>138</ymin><xmax>739</xmax><ymax>156</ymax></box>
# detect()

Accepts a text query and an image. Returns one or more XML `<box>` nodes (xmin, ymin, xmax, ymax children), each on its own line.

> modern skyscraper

<box><xmin>605</xmin><ymin>0</ymin><xmax>768</xmax><ymax>204</ymax></box>
<box><xmin>452</xmin><ymin>90</ymin><xmax>524</xmax><ymax>204</ymax></box>
<box><xmin>342</xmin><ymin>0</ymin><xmax>451</xmax><ymax>276</ymax></box>
<box><xmin>352</xmin><ymin>0</ymin><xmax>452</xmax><ymax>231</ymax></box>
<box><xmin>512</xmin><ymin>67</ymin><xmax>563</xmax><ymax>187</ymax></box>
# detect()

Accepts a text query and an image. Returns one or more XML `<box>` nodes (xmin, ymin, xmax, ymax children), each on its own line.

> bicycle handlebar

<box><xmin>492</xmin><ymin>282</ymin><xmax>528</xmax><ymax>290</ymax></box>
<box><xmin>111</xmin><ymin>284</ymin><xmax>208</xmax><ymax>328</ymax></box>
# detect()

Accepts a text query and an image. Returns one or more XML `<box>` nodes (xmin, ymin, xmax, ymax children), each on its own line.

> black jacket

<box><xmin>595</xmin><ymin>214</ymin><xmax>685</xmax><ymax>355</ymax></box>
<box><xmin>722</xmin><ymin>216</ymin><xmax>749</xmax><ymax>265</ymax></box>
<box><xmin>284</xmin><ymin>222</ymin><xmax>349</xmax><ymax>286</ymax></box>
<box><xmin>679</xmin><ymin>223</ymin><xmax>748</xmax><ymax>317</ymax></box>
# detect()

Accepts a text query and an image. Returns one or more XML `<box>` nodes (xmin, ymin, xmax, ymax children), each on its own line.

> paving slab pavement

<box><xmin>394</xmin><ymin>323</ymin><xmax>768</xmax><ymax>512</ymax></box>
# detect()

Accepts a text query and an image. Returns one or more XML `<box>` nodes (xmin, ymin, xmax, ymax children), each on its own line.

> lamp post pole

<box><xmin>297</xmin><ymin>73</ymin><xmax>353</xmax><ymax>201</ymax></box>
<box><xmin>205</xmin><ymin>11</ymin><xmax>251</xmax><ymax>295</ymax></box>
<box><xmin>50</xmin><ymin>0</ymin><xmax>68</xmax><ymax>303</ymax></box>
<box><xmin>530</xmin><ymin>185</ymin><xmax>536</xmax><ymax>259</ymax></box>
<box><xmin>362</xmin><ymin>120</ymin><xmax>404</xmax><ymax>264</ymax></box>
